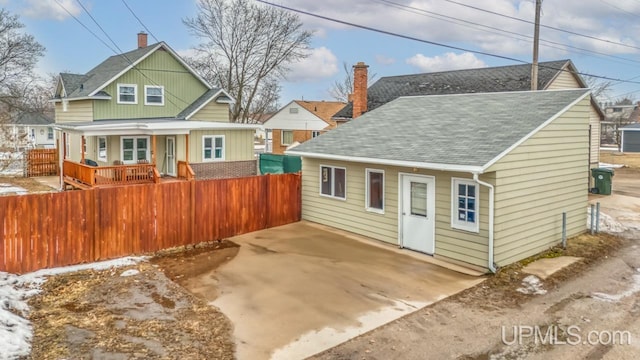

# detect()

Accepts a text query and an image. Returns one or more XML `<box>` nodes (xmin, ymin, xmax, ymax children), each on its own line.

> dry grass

<box><xmin>0</xmin><ymin>176</ymin><xmax>56</xmax><ymax>195</ymax></box>
<box><xmin>600</xmin><ymin>151</ymin><xmax>640</xmax><ymax>168</ymax></box>
<box><xmin>451</xmin><ymin>232</ymin><xmax>626</xmax><ymax>309</ymax></box>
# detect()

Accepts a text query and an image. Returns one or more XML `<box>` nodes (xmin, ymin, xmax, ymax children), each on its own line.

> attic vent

<box><xmin>80</xmin><ymin>84</ymin><xmax>84</xmax><ymax>90</ymax></box>
<box><xmin>289</xmin><ymin>107</ymin><xmax>298</xmax><ymax>114</ymax></box>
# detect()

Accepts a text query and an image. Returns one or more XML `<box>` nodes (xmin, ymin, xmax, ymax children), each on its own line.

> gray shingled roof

<box><xmin>620</xmin><ymin>123</ymin><xmax>640</xmax><ymax>130</ymax></box>
<box><xmin>291</xmin><ymin>89</ymin><xmax>590</xmax><ymax>169</ymax></box>
<box><xmin>61</xmin><ymin>43</ymin><xmax>162</xmax><ymax>99</ymax></box>
<box><xmin>176</xmin><ymin>88</ymin><xmax>222</xmax><ymax>118</ymax></box>
<box><xmin>11</xmin><ymin>112</ymin><xmax>54</xmax><ymax>125</ymax></box>
<box><xmin>334</xmin><ymin>60</ymin><xmax>577</xmax><ymax>119</ymax></box>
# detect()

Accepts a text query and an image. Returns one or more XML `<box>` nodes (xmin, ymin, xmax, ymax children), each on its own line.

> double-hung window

<box><xmin>118</xmin><ymin>84</ymin><xmax>137</xmax><ymax>104</ymax></box>
<box><xmin>97</xmin><ymin>136</ymin><xmax>107</xmax><ymax>162</ymax></box>
<box><xmin>47</xmin><ymin>127</ymin><xmax>54</xmax><ymax>140</ymax></box>
<box><xmin>451</xmin><ymin>178</ymin><xmax>479</xmax><ymax>232</ymax></box>
<box><xmin>203</xmin><ymin>135</ymin><xmax>225</xmax><ymax>161</ymax></box>
<box><xmin>281</xmin><ymin>130</ymin><xmax>293</xmax><ymax>145</ymax></box>
<box><xmin>365</xmin><ymin>169</ymin><xmax>384</xmax><ymax>213</ymax></box>
<box><xmin>145</xmin><ymin>85</ymin><xmax>164</xmax><ymax>105</ymax></box>
<box><xmin>121</xmin><ymin>136</ymin><xmax>149</xmax><ymax>163</ymax></box>
<box><xmin>320</xmin><ymin>165</ymin><xmax>346</xmax><ymax>200</ymax></box>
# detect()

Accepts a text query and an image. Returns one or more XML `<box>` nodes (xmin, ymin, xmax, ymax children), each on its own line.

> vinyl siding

<box><xmin>55</xmin><ymin>100</ymin><xmax>93</xmax><ymax>123</ymax></box>
<box><xmin>93</xmin><ymin>50</ymin><xmax>208</xmax><ymax>120</ymax></box>
<box><xmin>486</xmin><ymin>96</ymin><xmax>590</xmax><ymax>266</ymax></box>
<box><xmin>546</xmin><ymin>70</ymin><xmax>581</xmax><ymax>89</ymax></box>
<box><xmin>189</xmin><ymin>101</ymin><xmax>230</xmax><ymax>122</ymax></box>
<box><xmin>301</xmin><ymin>158</ymin><xmax>493</xmax><ymax>268</ymax></box>
<box><xmin>189</xmin><ymin>129</ymin><xmax>254</xmax><ymax>163</ymax></box>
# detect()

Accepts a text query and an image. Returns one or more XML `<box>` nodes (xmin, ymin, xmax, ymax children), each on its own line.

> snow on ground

<box><xmin>516</xmin><ymin>275</ymin><xmax>547</xmax><ymax>295</ymax></box>
<box><xmin>0</xmin><ymin>152</ymin><xmax>24</xmax><ymax>176</ymax></box>
<box><xmin>0</xmin><ymin>257</ymin><xmax>145</xmax><ymax>360</ymax></box>
<box><xmin>0</xmin><ymin>183</ymin><xmax>27</xmax><ymax>195</ymax></box>
<box><xmin>587</xmin><ymin>207</ymin><xmax>627</xmax><ymax>234</ymax></box>
<box><xmin>598</xmin><ymin>162</ymin><xmax>625</xmax><ymax>169</ymax></box>
<box><xmin>592</xmin><ymin>270</ymin><xmax>640</xmax><ymax>302</ymax></box>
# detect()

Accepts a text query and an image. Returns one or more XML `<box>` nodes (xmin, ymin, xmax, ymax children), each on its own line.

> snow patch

<box><xmin>0</xmin><ymin>257</ymin><xmax>145</xmax><ymax>359</ymax></box>
<box><xmin>0</xmin><ymin>183</ymin><xmax>27</xmax><ymax>195</ymax></box>
<box><xmin>587</xmin><ymin>207</ymin><xmax>627</xmax><ymax>233</ymax></box>
<box><xmin>120</xmin><ymin>269</ymin><xmax>140</xmax><ymax>277</ymax></box>
<box><xmin>592</xmin><ymin>272</ymin><xmax>640</xmax><ymax>303</ymax></box>
<box><xmin>516</xmin><ymin>275</ymin><xmax>547</xmax><ymax>295</ymax></box>
<box><xmin>598</xmin><ymin>162</ymin><xmax>625</xmax><ymax>169</ymax></box>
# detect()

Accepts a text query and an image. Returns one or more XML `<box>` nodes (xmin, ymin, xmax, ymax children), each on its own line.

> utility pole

<box><xmin>531</xmin><ymin>0</ymin><xmax>542</xmax><ymax>90</ymax></box>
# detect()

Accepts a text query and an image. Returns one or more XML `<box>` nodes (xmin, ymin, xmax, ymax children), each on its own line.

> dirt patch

<box><xmin>28</xmin><ymin>241</ymin><xmax>241</xmax><ymax>359</ymax></box>
<box><xmin>451</xmin><ymin>232</ymin><xmax>626</xmax><ymax>309</ymax></box>
<box><xmin>0</xmin><ymin>176</ymin><xmax>56</xmax><ymax>195</ymax></box>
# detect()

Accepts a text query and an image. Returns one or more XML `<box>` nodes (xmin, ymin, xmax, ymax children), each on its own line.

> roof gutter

<box><xmin>473</xmin><ymin>172</ymin><xmax>496</xmax><ymax>273</ymax></box>
<box><xmin>286</xmin><ymin>151</ymin><xmax>484</xmax><ymax>173</ymax></box>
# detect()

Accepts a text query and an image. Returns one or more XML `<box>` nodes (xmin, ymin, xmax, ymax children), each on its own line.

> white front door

<box><xmin>166</xmin><ymin>136</ymin><xmax>176</xmax><ymax>176</ymax></box>
<box><xmin>400</xmin><ymin>174</ymin><xmax>435</xmax><ymax>254</ymax></box>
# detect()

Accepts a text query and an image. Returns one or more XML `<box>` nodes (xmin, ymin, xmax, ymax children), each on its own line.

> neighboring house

<box><xmin>620</xmin><ymin>123</ymin><xmax>640</xmax><ymax>152</ymax></box>
<box><xmin>51</xmin><ymin>33</ymin><xmax>258</xmax><ymax>188</ymax></box>
<box><xmin>0</xmin><ymin>112</ymin><xmax>56</xmax><ymax>150</ymax></box>
<box><xmin>600</xmin><ymin>101</ymin><xmax>639</xmax><ymax>146</ymax></box>
<box><xmin>262</xmin><ymin>100</ymin><xmax>346</xmax><ymax>154</ymax></box>
<box><xmin>334</xmin><ymin>60</ymin><xmax>603</xmax><ymax>175</ymax></box>
<box><xmin>288</xmin><ymin>89</ymin><xmax>592</xmax><ymax>272</ymax></box>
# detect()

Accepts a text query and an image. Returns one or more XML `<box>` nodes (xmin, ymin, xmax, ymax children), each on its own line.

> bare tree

<box><xmin>184</xmin><ymin>0</ymin><xmax>312</xmax><ymax>123</ymax></box>
<box><xmin>328</xmin><ymin>62</ymin><xmax>377</xmax><ymax>103</ymax></box>
<box><xmin>583</xmin><ymin>75</ymin><xmax>612</xmax><ymax>101</ymax></box>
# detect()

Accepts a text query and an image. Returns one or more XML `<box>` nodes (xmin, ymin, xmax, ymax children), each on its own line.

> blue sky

<box><xmin>4</xmin><ymin>0</ymin><xmax>640</xmax><ymax>105</ymax></box>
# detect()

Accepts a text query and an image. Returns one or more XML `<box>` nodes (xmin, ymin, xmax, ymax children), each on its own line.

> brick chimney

<box><xmin>137</xmin><ymin>32</ymin><xmax>148</xmax><ymax>48</ymax></box>
<box><xmin>352</xmin><ymin>62</ymin><xmax>369</xmax><ymax>119</ymax></box>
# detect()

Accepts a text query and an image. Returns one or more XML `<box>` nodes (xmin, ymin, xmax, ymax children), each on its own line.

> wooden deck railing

<box><xmin>63</xmin><ymin>160</ymin><xmax>160</xmax><ymax>188</ymax></box>
<box><xmin>177</xmin><ymin>161</ymin><xmax>195</xmax><ymax>180</ymax></box>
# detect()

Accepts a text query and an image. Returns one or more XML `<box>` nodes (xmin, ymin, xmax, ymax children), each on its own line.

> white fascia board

<box><xmin>481</xmin><ymin>90</ymin><xmax>591</xmax><ymax>172</ymax></box>
<box><xmin>620</xmin><ymin>128</ymin><xmax>640</xmax><ymax>131</ymax></box>
<box><xmin>49</xmin><ymin>95</ymin><xmax>111</xmax><ymax>103</ymax></box>
<box><xmin>285</xmin><ymin>151</ymin><xmax>484</xmax><ymax>173</ymax></box>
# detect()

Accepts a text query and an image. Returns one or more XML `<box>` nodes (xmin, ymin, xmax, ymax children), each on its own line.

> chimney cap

<box><xmin>354</xmin><ymin>61</ymin><xmax>368</xmax><ymax>68</ymax></box>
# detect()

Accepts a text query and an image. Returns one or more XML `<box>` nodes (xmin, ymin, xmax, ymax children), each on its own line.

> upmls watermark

<box><xmin>502</xmin><ymin>325</ymin><xmax>632</xmax><ymax>346</ymax></box>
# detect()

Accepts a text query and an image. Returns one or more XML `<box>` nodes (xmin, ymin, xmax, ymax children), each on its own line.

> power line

<box><xmin>256</xmin><ymin>0</ymin><xmax>640</xmax><ymax>86</ymax></box>
<box><xmin>440</xmin><ymin>0</ymin><xmax>640</xmax><ymax>52</ymax></box>
<box><xmin>54</xmin><ymin>0</ymin><xmax>117</xmax><ymax>54</ymax></box>
<box><xmin>120</xmin><ymin>0</ymin><xmax>160</xmax><ymax>43</ymax></box>
<box><xmin>375</xmin><ymin>0</ymin><xmax>640</xmax><ymax>66</ymax></box>
<box><xmin>69</xmin><ymin>0</ymin><xmax>191</xmax><ymax>108</ymax></box>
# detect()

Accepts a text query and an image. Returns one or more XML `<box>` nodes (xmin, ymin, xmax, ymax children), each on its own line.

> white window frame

<box><xmin>117</xmin><ymin>83</ymin><xmax>137</xmax><ymax>104</ymax></box>
<box><xmin>64</xmin><ymin>133</ymin><xmax>70</xmax><ymax>159</ymax></box>
<box><xmin>97</xmin><ymin>136</ymin><xmax>107</xmax><ymax>162</ymax></box>
<box><xmin>47</xmin><ymin>127</ymin><xmax>54</xmax><ymax>140</ymax></box>
<box><xmin>202</xmin><ymin>135</ymin><xmax>225</xmax><ymax>161</ymax></box>
<box><xmin>144</xmin><ymin>85</ymin><xmax>164</xmax><ymax>106</ymax></box>
<box><xmin>311</xmin><ymin>131</ymin><xmax>321</xmax><ymax>138</ymax></box>
<box><xmin>365</xmin><ymin>168</ymin><xmax>385</xmax><ymax>214</ymax></box>
<box><xmin>319</xmin><ymin>165</ymin><xmax>347</xmax><ymax>200</ymax></box>
<box><xmin>120</xmin><ymin>136</ymin><xmax>149</xmax><ymax>164</ymax></box>
<box><xmin>451</xmin><ymin>178</ymin><xmax>480</xmax><ymax>233</ymax></box>
<box><xmin>281</xmin><ymin>130</ymin><xmax>293</xmax><ymax>145</ymax></box>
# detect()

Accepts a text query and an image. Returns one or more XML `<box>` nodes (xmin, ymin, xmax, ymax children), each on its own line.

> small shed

<box><xmin>620</xmin><ymin>123</ymin><xmax>640</xmax><ymax>152</ymax></box>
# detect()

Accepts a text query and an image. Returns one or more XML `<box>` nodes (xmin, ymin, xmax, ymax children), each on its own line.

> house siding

<box><xmin>188</xmin><ymin>129</ymin><xmax>254</xmax><ymax>163</ymax></box>
<box><xmin>301</xmin><ymin>158</ymin><xmax>493</xmax><ymax>268</ymax></box>
<box><xmin>272</xmin><ymin>129</ymin><xmax>326</xmax><ymax>154</ymax></box>
<box><xmin>189</xmin><ymin>101</ymin><xmax>230</xmax><ymax>122</ymax></box>
<box><xmin>546</xmin><ymin>70</ymin><xmax>581</xmax><ymax>89</ymax></box>
<box><xmin>486</xmin><ymin>96</ymin><xmax>590</xmax><ymax>266</ymax></box>
<box><xmin>55</xmin><ymin>100</ymin><xmax>93</xmax><ymax>123</ymax></box>
<box><xmin>93</xmin><ymin>50</ymin><xmax>208</xmax><ymax>120</ymax></box>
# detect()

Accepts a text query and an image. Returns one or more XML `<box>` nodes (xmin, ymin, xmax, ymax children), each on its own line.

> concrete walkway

<box><xmin>200</xmin><ymin>221</ymin><xmax>484</xmax><ymax>360</ymax></box>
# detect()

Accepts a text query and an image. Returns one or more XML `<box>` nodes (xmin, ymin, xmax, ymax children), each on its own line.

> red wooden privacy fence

<box><xmin>0</xmin><ymin>174</ymin><xmax>301</xmax><ymax>274</ymax></box>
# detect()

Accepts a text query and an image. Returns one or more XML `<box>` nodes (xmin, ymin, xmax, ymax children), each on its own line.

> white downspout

<box><xmin>474</xmin><ymin>173</ymin><xmax>496</xmax><ymax>273</ymax></box>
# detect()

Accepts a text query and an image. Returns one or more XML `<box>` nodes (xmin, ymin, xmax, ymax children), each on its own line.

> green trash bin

<box><xmin>591</xmin><ymin>168</ymin><xmax>614</xmax><ymax>195</ymax></box>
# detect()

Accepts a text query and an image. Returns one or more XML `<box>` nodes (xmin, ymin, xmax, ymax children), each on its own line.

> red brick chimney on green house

<box><xmin>352</xmin><ymin>62</ymin><xmax>369</xmax><ymax>119</ymax></box>
<box><xmin>138</xmin><ymin>32</ymin><xmax>148</xmax><ymax>48</ymax></box>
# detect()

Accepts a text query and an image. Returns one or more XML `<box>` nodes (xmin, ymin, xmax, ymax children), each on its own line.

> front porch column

<box><xmin>80</xmin><ymin>135</ymin><xmax>85</xmax><ymax>163</ymax></box>
<box><xmin>151</xmin><ymin>135</ymin><xmax>157</xmax><ymax>165</ymax></box>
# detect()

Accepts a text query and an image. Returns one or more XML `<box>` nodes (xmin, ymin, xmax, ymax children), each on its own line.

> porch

<box><xmin>62</xmin><ymin>159</ymin><xmax>194</xmax><ymax>189</ymax></box>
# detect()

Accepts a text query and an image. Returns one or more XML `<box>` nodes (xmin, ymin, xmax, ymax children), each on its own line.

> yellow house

<box><xmin>289</xmin><ymin>89</ymin><xmax>592</xmax><ymax>272</ymax></box>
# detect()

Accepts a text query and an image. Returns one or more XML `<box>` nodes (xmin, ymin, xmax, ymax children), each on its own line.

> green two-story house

<box><xmin>52</xmin><ymin>33</ymin><xmax>258</xmax><ymax>188</ymax></box>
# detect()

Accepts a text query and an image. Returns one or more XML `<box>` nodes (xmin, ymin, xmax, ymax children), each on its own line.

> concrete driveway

<box><xmin>198</xmin><ymin>221</ymin><xmax>483</xmax><ymax>360</ymax></box>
